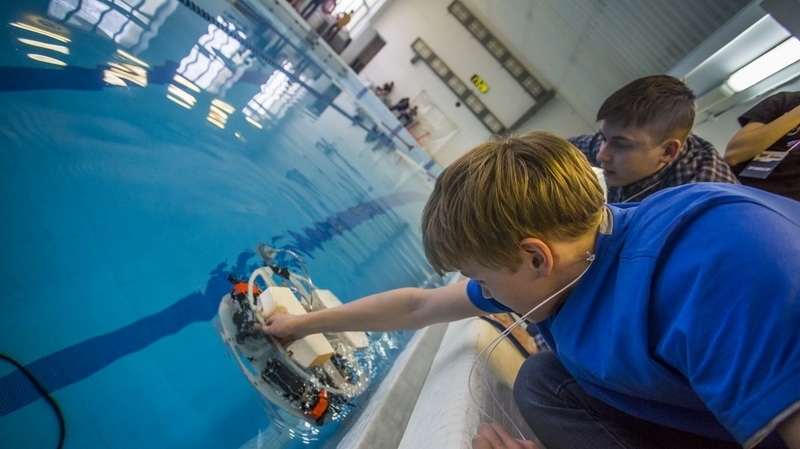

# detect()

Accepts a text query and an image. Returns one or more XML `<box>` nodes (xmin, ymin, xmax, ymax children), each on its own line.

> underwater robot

<box><xmin>218</xmin><ymin>244</ymin><xmax>371</xmax><ymax>426</ymax></box>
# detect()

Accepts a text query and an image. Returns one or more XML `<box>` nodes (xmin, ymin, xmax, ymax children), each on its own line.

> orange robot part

<box><xmin>308</xmin><ymin>390</ymin><xmax>329</xmax><ymax>420</ymax></box>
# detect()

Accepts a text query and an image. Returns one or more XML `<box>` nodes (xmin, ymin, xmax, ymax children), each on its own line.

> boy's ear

<box><xmin>519</xmin><ymin>238</ymin><xmax>552</xmax><ymax>275</ymax></box>
<box><xmin>660</xmin><ymin>138</ymin><xmax>681</xmax><ymax>163</ymax></box>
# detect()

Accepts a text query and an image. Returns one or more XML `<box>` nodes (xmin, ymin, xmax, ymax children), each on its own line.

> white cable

<box><xmin>246</xmin><ymin>266</ymin><xmax>279</xmax><ymax>308</ymax></box>
<box><xmin>468</xmin><ymin>252</ymin><xmax>596</xmax><ymax>440</ymax></box>
<box><xmin>257</xmin><ymin>243</ymin><xmax>315</xmax><ymax>291</ymax></box>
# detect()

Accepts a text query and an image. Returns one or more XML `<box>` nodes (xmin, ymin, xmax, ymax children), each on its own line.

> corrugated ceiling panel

<box><xmin>550</xmin><ymin>0</ymin><xmax>752</xmax><ymax>81</ymax></box>
<box><xmin>464</xmin><ymin>0</ymin><xmax>755</xmax><ymax>126</ymax></box>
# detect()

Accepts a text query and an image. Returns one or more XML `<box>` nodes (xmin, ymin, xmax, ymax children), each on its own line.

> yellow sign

<box><xmin>471</xmin><ymin>74</ymin><xmax>489</xmax><ymax>93</ymax></box>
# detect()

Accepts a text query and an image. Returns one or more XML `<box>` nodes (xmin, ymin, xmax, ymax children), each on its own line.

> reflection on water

<box><xmin>47</xmin><ymin>0</ymin><xmax>178</xmax><ymax>53</ymax></box>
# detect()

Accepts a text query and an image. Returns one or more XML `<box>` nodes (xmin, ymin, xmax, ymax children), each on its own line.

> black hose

<box><xmin>0</xmin><ymin>354</ymin><xmax>65</xmax><ymax>449</ymax></box>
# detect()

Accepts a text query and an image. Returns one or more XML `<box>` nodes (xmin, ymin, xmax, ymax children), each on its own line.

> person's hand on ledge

<box><xmin>472</xmin><ymin>422</ymin><xmax>539</xmax><ymax>449</ymax></box>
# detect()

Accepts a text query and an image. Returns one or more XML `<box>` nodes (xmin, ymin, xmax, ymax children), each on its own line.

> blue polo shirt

<box><xmin>466</xmin><ymin>183</ymin><xmax>800</xmax><ymax>446</ymax></box>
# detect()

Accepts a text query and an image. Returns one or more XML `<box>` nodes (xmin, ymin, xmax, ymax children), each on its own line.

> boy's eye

<box><xmin>609</xmin><ymin>140</ymin><xmax>632</xmax><ymax>150</ymax></box>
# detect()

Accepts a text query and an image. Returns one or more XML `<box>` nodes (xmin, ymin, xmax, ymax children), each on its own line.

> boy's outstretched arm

<box><xmin>254</xmin><ymin>279</ymin><xmax>484</xmax><ymax>339</ymax></box>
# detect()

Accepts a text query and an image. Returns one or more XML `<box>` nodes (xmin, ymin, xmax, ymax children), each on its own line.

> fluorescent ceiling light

<box><xmin>726</xmin><ymin>37</ymin><xmax>800</xmax><ymax>92</ymax></box>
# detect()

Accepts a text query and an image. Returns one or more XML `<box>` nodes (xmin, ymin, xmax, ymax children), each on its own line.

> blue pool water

<box><xmin>0</xmin><ymin>0</ymin><xmax>443</xmax><ymax>447</ymax></box>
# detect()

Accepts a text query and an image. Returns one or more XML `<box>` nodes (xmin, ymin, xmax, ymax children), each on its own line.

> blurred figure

<box><xmin>389</xmin><ymin>97</ymin><xmax>409</xmax><ymax>112</ymax></box>
<box><xmin>374</xmin><ymin>81</ymin><xmax>393</xmax><ymax>106</ymax></box>
<box><xmin>375</xmin><ymin>81</ymin><xmax>394</xmax><ymax>97</ymax></box>
<box><xmin>398</xmin><ymin>105</ymin><xmax>417</xmax><ymax>127</ymax></box>
<box><xmin>724</xmin><ymin>91</ymin><xmax>800</xmax><ymax>202</ymax></box>
<box><xmin>299</xmin><ymin>0</ymin><xmax>326</xmax><ymax>19</ymax></box>
<box><xmin>324</xmin><ymin>10</ymin><xmax>352</xmax><ymax>41</ymax></box>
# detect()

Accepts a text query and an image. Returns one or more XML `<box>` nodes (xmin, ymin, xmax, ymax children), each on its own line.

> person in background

<box><xmin>299</xmin><ymin>0</ymin><xmax>326</xmax><ymax>19</ymax></box>
<box><xmin>389</xmin><ymin>96</ymin><xmax>410</xmax><ymax>113</ymax></box>
<box><xmin>375</xmin><ymin>81</ymin><xmax>394</xmax><ymax>97</ymax></box>
<box><xmin>724</xmin><ymin>90</ymin><xmax>800</xmax><ymax>201</ymax></box>
<box><xmin>569</xmin><ymin>75</ymin><xmax>739</xmax><ymax>203</ymax></box>
<box><xmin>398</xmin><ymin>105</ymin><xmax>417</xmax><ymax>127</ymax></box>
<box><xmin>324</xmin><ymin>10</ymin><xmax>352</xmax><ymax>41</ymax></box>
<box><xmin>374</xmin><ymin>81</ymin><xmax>393</xmax><ymax>106</ymax></box>
<box><xmin>256</xmin><ymin>131</ymin><xmax>800</xmax><ymax>449</ymax></box>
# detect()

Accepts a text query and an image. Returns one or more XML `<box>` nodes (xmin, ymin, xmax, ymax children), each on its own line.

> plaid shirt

<box><xmin>569</xmin><ymin>133</ymin><xmax>740</xmax><ymax>203</ymax></box>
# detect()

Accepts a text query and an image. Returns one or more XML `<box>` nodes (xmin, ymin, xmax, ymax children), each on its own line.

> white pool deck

<box><xmin>338</xmin><ymin>316</ymin><xmax>538</xmax><ymax>449</ymax></box>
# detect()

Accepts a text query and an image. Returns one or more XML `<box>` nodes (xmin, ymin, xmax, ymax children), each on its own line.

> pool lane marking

<box><xmin>0</xmin><ymin>191</ymin><xmax>428</xmax><ymax>416</ymax></box>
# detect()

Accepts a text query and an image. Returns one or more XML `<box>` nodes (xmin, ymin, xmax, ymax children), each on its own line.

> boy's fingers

<box><xmin>472</xmin><ymin>423</ymin><xmax>539</xmax><ymax>449</ymax></box>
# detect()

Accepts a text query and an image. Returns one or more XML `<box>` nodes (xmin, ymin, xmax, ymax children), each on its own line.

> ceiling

<box><xmin>458</xmin><ymin>0</ymin><xmax>798</xmax><ymax>127</ymax></box>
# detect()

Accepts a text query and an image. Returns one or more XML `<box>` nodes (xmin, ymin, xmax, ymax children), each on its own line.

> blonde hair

<box><xmin>422</xmin><ymin>131</ymin><xmax>605</xmax><ymax>274</ymax></box>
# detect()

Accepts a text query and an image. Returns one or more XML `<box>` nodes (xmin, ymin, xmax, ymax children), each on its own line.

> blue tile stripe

<box><xmin>0</xmin><ymin>191</ymin><xmax>428</xmax><ymax>416</ymax></box>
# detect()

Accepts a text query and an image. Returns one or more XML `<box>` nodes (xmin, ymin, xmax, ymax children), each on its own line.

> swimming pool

<box><xmin>0</xmin><ymin>0</ymin><xmax>443</xmax><ymax>447</ymax></box>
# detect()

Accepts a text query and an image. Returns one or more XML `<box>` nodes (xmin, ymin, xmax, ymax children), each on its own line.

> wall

<box><xmin>516</xmin><ymin>92</ymin><xmax>596</xmax><ymax>137</ymax></box>
<box><xmin>340</xmin><ymin>24</ymin><xmax>378</xmax><ymax>68</ymax></box>
<box><xmin>352</xmin><ymin>0</ymin><xmax>593</xmax><ymax>166</ymax></box>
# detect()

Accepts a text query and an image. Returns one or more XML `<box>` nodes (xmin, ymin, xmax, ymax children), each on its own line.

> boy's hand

<box><xmin>472</xmin><ymin>422</ymin><xmax>539</xmax><ymax>449</ymax></box>
<box><xmin>253</xmin><ymin>313</ymin><xmax>301</xmax><ymax>340</ymax></box>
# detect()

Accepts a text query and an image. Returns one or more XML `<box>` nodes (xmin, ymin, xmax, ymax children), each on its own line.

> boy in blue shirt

<box><xmin>257</xmin><ymin>132</ymin><xmax>800</xmax><ymax>449</ymax></box>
